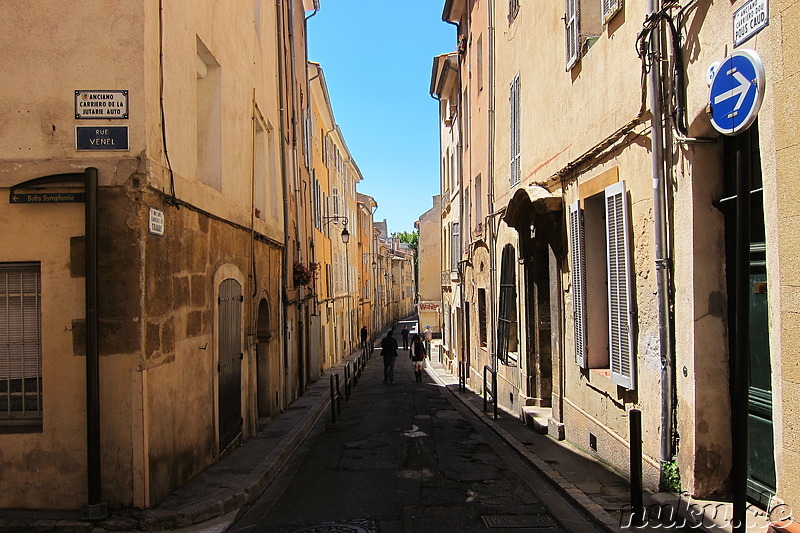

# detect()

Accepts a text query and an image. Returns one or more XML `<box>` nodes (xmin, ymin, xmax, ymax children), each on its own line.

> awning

<box><xmin>503</xmin><ymin>185</ymin><xmax>562</xmax><ymax>230</ymax></box>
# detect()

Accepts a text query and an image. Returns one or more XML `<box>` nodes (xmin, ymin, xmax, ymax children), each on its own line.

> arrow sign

<box><xmin>713</xmin><ymin>70</ymin><xmax>751</xmax><ymax>113</ymax></box>
<box><xmin>708</xmin><ymin>49</ymin><xmax>765</xmax><ymax>135</ymax></box>
<box><xmin>10</xmin><ymin>192</ymin><xmax>85</xmax><ymax>204</ymax></box>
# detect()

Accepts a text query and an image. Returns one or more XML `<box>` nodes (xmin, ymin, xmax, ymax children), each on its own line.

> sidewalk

<box><xmin>423</xmin><ymin>341</ymin><xmax>776</xmax><ymax>533</ymax></box>
<box><xmin>0</xmin><ymin>346</ymin><xmax>365</xmax><ymax>533</ymax></box>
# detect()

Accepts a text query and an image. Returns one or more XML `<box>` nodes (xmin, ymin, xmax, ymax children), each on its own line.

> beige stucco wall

<box><xmin>768</xmin><ymin>0</ymin><xmax>799</xmax><ymax>512</ymax></box>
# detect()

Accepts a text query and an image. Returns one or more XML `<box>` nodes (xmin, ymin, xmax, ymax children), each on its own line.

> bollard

<box><xmin>335</xmin><ymin>373</ymin><xmax>341</xmax><ymax>414</ymax></box>
<box><xmin>344</xmin><ymin>364</ymin><xmax>350</xmax><ymax>400</ymax></box>
<box><xmin>630</xmin><ymin>408</ymin><xmax>644</xmax><ymax>526</ymax></box>
<box><xmin>330</xmin><ymin>375</ymin><xmax>336</xmax><ymax>424</ymax></box>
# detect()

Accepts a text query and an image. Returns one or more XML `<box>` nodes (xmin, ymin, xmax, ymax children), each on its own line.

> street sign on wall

<box><xmin>10</xmin><ymin>192</ymin><xmax>85</xmax><ymax>204</ymax></box>
<box><xmin>708</xmin><ymin>49</ymin><xmax>765</xmax><ymax>136</ymax></box>
<box><xmin>149</xmin><ymin>207</ymin><xmax>165</xmax><ymax>236</ymax></box>
<box><xmin>75</xmin><ymin>90</ymin><xmax>128</xmax><ymax>119</ymax></box>
<box><xmin>76</xmin><ymin>126</ymin><xmax>129</xmax><ymax>150</ymax></box>
<box><xmin>734</xmin><ymin>0</ymin><xmax>769</xmax><ymax>48</ymax></box>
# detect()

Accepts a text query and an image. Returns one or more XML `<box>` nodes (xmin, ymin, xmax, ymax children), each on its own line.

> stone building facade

<box><xmin>0</xmin><ymin>0</ymin><xmax>309</xmax><ymax>511</ymax></box>
<box><xmin>432</xmin><ymin>0</ymin><xmax>798</xmax><ymax>511</ymax></box>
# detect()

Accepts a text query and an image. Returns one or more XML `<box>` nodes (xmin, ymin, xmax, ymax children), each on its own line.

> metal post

<box><xmin>630</xmin><ymin>409</ymin><xmax>644</xmax><ymax>526</ymax></box>
<box><xmin>82</xmin><ymin>167</ymin><xmax>107</xmax><ymax>520</ymax></box>
<box><xmin>492</xmin><ymin>371</ymin><xmax>498</xmax><ymax>419</ymax></box>
<box><xmin>335</xmin><ymin>373</ymin><xmax>341</xmax><ymax>414</ymax></box>
<box><xmin>733</xmin><ymin>144</ymin><xmax>750</xmax><ymax>533</ymax></box>
<box><xmin>483</xmin><ymin>366</ymin><xmax>488</xmax><ymax>412</ymax></box>
<box><xmin>330</xmin><ymin>375</ymin><xmax>336</xmax><ymax>424</ymax></box>
<box><xmin>344</xmin><ymin>364</ymin><xmax>350</xmax><ymax>400</ymax></box>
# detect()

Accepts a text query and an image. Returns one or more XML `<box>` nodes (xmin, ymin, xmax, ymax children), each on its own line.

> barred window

<box><xmin>1</xmin><ymin>263</ymin><xmax>43</xmax><ymax>427</ymax></box>
<box><xmin>478</xmin><ymin>288</ymin><xmax>488</xmax><ymax>348</ymax></box>
<box><xmin>497</xmin><ymin>245</ymin><xmax>519</xmax><ymax>364</ymax></box>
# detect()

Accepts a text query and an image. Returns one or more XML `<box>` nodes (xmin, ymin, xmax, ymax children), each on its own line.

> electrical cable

<box><xmin>158</xmin><ymin>0</ymin><xmax>179</xmax><ymax>208</ymax></box>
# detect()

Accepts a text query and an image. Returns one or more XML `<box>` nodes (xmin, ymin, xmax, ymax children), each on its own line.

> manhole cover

<box><xmin>482</xmin><ymin>514</ymin><xmax>557</xmax><ymax>529</ymax></box>
<box><xmin>281</xmin><ymin>518</ymin><xmax>376</xmax><ymax>533</ymax></box>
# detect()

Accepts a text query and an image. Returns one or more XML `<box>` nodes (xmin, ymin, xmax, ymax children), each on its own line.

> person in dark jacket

<box><xmin>401</xmin><ymin>325</ymin><xmax>410</xmax><ymax>350</ymax></box>
<box><xmin>381</xmin><ymin>329</ymin><xmax>399</xmax><ymax>383</ymax></box>
<box><xmin>360</xmin><ymin>326</ymin><xmax>368</xmax><ymax>350</ymax></box>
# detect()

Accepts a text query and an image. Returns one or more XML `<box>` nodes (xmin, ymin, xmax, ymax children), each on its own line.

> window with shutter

<box><xmin>510</xmin><ymin>74</ymin><xmax>521</xmax><ymax>186</ymax></box>
<box><xmin>332</xmin><ymin>187</ymin><xmax>340</xmax><ymax>217</ymax></box>
<box><xmin>601</xmin><ymin>0</ymin><xmax>622</xmax><ymax>23</ymax></box>
<box><xmin>569</xmin><ymin>202</ymin><xmax>588</xmax><ymax>368</ymax></box>
<box><xmin>565</xmin><ymin>0</ymin><xmax>580</xmax><ymax>69</ymax></box>
<box><xmin>605</xmin><ymin>181</ymin><xmax>635</xmax><ymax>389</ymax></box>
<box><xmin>451</xmin><ymin>222</ymin><xmax>460</xmax><ymax>272</ymax></box>
<box><xmin>0</xmin><ymin>263</ymin><xmax>42</xmax><ymax>425</ymax></box>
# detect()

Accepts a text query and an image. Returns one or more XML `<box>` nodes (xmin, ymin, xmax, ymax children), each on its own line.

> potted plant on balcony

<box><xmin>293</xmin><ymin>261</ymin><xmax>319</xmax><ymax>286</ymax></box>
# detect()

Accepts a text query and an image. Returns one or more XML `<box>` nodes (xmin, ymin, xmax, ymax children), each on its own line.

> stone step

<box><xmin>522</xmin><ymin>406</ymin><xmax>552</xmax><ymax>435</ymax></box>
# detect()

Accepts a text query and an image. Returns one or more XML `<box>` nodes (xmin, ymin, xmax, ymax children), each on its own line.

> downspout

<box><xmin>487</xmin><ymin>0</ymin><xmax>498</xmax><ymax>373</ymax></box>
<box><xmin>430</xmin><ymin>65</ymin><xmax>446</xmax><ymax>354</ymax></box>
<box><xmin>442</xmin><ymin>0</ymin><xmax>465</xmax><ymax>371</ymax></box>
<box><xmin>276</xmin><ymin>0</ymin><xmax>291</xmax><ymax>409</ymax></box>
<box><xmin>647</xmin><ymin>0</ymin><xmax>675</xmax><ymax>483</ymax></box>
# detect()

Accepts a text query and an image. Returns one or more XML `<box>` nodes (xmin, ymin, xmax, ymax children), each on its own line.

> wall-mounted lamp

<box><xmin>322</xmin><ymin>216</ymin><xmax>350</xmax><ymax>243</ymax></box>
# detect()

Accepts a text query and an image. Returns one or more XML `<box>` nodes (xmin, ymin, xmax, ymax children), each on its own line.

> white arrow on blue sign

<box><xmin>708</xmin><ymin>49</ymin><xmax>765</xmax><ymax>135</ymax></box>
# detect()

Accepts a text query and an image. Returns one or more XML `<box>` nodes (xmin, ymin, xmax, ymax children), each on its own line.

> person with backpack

<box><xmin>410</xmin><ymin>333</ymin><xmax>427</xmax><ymax>383</ymax></box>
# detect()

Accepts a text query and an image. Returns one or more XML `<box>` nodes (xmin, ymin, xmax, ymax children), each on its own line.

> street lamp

<box><xmin>322</xmin><ymin>215</ymin><xmax>351</xmax><ymax>352</ymax></box>
<box><xmin>322</xmin><ymin>215</ymin><xmax>349</xmax><ymax>243</ymax></box>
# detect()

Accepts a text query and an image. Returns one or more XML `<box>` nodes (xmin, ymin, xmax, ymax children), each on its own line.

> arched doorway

<box><xmin>218</xmin><ymin>278</ymin><xmax>243</xmax><ymax>451</ymax></box>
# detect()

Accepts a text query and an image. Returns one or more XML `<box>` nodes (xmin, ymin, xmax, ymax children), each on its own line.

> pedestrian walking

<box><xmin>380</xmin><ymin>329</ymin><xmax>399</xmax><ymax>383</ymax></box>
<box><xmin>360</xmin><ymin>326</ymin><xmax>368</xmax><ymax>351</ymax></box>
<box><xmin>423</xmin><ymin>325</ymin><xmax>433</xmax><ymax>358</ymax></box>
<box><xmin>401</xmin><ymin>325</ymin><xmax>410</xmax><ymax>350</ymax></box>
<box><xmin>410</xmin><ymin>334</ymin><xmax>427</xmax><ymax>382</ymax></box>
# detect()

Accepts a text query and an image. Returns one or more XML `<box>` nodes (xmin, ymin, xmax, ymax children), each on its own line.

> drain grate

<box><xmin>280</xmin><ymin>518</ymin><xmax>376</xmax><ymax>533</ymax></box>
<box><xmin>482</xmin><ymin>514</ymin><xmax>557</xmax><ymax>529</ymax></box>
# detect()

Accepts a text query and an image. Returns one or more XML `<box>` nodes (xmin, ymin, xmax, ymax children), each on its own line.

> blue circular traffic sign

<box><xmin>708</xmin><ymin>49</ymin><xmax>765</xmax><ymax>135</ymax></box>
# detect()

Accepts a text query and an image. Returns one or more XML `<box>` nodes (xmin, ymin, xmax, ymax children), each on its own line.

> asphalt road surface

<box><xmin>228</xmin><ymin>331</ymin><xmax>600</xmax><ymax>533</ymax></box>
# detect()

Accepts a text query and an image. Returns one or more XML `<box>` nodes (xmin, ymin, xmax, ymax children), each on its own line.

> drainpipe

<box><xmin>647</xmin><ymin>0</ymin><xmax>675</xmax><ymax>484</ymax></box>
<box><xmin>487</xmin><ymin>0</ymin><xmax>498</xmax><ymax>373</ymax></box>
<box><xmin>276</xmin><ymin>0</ymin><xmax>290</xmax><ymax>409</ymax></box>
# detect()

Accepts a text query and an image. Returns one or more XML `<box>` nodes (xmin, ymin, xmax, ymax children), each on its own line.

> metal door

<box><xmin>218</xmin><ymin>279</ymin><xmax>243</xmax><ymax>451</ymax></box>
<box><xmin>747</xmin><ymin>249</ymin><xmax>776</xmax><ymax>505</ymax></box>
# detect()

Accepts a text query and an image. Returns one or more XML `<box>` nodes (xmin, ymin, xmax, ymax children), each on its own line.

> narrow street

<box><xmin>228</xmin><ymin>324</ymin><xmax>600</xmax><ymax>533</ymax></box>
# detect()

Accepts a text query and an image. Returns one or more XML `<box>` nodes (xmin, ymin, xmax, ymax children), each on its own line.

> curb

<box><xmin>136</xmin><ymin>389</ymin><xmax>331</xmax><ymax>531</ymax></box>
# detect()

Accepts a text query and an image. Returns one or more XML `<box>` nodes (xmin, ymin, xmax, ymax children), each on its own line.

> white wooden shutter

<box><xmin>451</xmin><ymin>222</ymin><xmax>460</xmax><ymax>272</ymax></box>
<box><xmin>565</xmin><ymin>0</ymin><xmax>580</xmax><ymax>69</ymax></box>
<box><xmin>510</xmin><ymin>74</ymin><xmax>521</xmax><ymax>186</ymax></box>
<box><xmin>332</xmin><ymin>187</ymin><xmax>340</xmax><ymax>217</ymax></box>
<box><xmin>0</xmin><ymin>266</ymin><xmax>41</xmax><ymax>381</ymax></box>
<box><xmin>568</xmin><ymin>201</ymin><xmax>587</xmax><ymax>368</ymax></box>
<box><xmin>605</xmin><ymin>181</ymin><xmax>635</xmax><ymax>389</ymax></box>
<box><xmin>601</xmin><ymin>0</ymin><xmax>622</xmax><ymax>23</ymax></box>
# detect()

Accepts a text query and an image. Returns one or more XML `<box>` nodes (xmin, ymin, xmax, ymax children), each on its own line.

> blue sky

<box><xmin>307</xmin><ymin>1</ymin><xmax>455</xmax><ymax>235</ymax></box>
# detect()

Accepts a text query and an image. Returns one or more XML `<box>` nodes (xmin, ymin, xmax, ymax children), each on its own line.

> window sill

<box><xmin>0</xmin><ymin>422</ymin><xmax>43</xmax><ymax>434</ymax></box>
<box><xmin>585</xmin><ymin>367</ymin><xmax>617</xmax><ymax>397</ymax></box>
